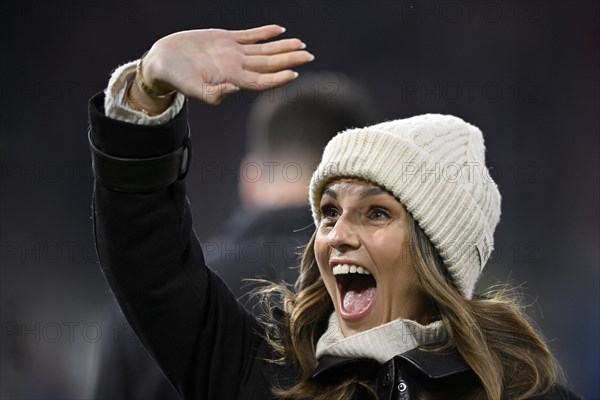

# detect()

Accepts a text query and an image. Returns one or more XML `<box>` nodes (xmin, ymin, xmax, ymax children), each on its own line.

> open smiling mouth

<box><xmin>332</xmin><ymin>264</ymin><xmax>378</xmax><ymax>322</ymax></box>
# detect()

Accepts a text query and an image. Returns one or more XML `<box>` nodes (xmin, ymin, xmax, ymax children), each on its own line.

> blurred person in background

<box><xmin>92</xmin><ymin>70</ymin><xmax>379</xmax><ymax>399</ymax></box>
<box><xmin>206</xmin><ymin>70</ymin><xmax>380</xmax><ymax>307</ymax></box>
<box><xmin>89</xmin><ymin>25</ymin><xmax>580</xmax><ymax>399</ymax></box>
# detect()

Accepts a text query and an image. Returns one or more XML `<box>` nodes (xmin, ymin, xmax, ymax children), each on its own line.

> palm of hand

<box><xmin>143</xmin><ymin>25</ymin><xmax>313</xmax><ymax>105</ymax></box>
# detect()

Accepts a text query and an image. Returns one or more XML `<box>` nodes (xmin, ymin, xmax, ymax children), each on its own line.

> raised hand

<box><xmin>131</xmin><ymin>24</ymin><xmax>314</xmax><ymax>110</ymax></box>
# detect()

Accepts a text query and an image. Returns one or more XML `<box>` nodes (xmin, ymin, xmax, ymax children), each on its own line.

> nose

<box><xmin>327</xmin><ymin>214</ymin><xmax>360</xmax><ymax>252</ymax></box>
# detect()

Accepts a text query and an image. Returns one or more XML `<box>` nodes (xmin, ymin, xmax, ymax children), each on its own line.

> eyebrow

<box><xmin>321</xmin><ymin>186</ymin><xmax>387</xmax><ymax>201</ymax></box>
<box><xmin>359</xmin><ymin>187</ymin><xmax>387</xmax><ymax>200</ymax></box>
<box><xmin>322</xmin><ymin>188</ymin><xmax>337</xmax><ymax>200</ymax></box>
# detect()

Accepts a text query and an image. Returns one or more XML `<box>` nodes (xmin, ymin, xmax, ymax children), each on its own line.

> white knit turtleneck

<box><xmin>315</xmin><ymin>312</ymin><xmax>446</xmax><ymax>364</ymax></box>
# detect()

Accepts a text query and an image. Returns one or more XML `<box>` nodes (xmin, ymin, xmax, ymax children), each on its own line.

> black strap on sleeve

<box><xmin>88</xmin><ymin>130</ymin><xmax>192</xmax><ymax>193</ymax></box>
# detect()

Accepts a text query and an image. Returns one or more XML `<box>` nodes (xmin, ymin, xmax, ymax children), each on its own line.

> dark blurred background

<box><xmin>1</xmin><ymin>1</ymin><xmax>598</xmax><ymax>398</ymax></box>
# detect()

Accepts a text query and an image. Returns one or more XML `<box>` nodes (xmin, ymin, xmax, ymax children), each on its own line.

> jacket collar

<box><xmin>397</xmin><ymin>345</ymin><xmax>472</xmax><ymax>379</ymax></box>
<box><xmin>312</xmin><ymin>343</ymin><xmax>471</xmax><ymax>382</ymax></box>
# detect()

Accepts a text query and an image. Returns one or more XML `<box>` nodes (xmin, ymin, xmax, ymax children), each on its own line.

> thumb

<box><xmin>201</xmin><ymin>82</ymin><xmax>240</xmax><ymax>105</ymax></box>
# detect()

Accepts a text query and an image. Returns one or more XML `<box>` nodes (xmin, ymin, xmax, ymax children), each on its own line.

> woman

<box><xmin>89</xmin><ymin>25</ymin><xmax>578</xmax><ymax>399</ymax></box>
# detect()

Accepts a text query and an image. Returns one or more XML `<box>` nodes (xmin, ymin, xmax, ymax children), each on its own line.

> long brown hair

<box><xmin>258</xmin><ymin>213</ymin><xmax>558</xmax><ymax>399</ymax></box>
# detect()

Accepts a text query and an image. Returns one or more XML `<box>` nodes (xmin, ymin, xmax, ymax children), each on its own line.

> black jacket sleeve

<box><xmin>88</xmin><ymin>92</ymin><xmax>271</xmax><ymax>400</ymax></box>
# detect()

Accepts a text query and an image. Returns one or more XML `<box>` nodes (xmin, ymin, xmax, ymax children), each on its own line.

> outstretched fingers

<box><xmin>243</xmin><ymin>50</ymin><xmax>314</xmax><ymax>73</ymax></box>
<box><xmin>237</xmin><ymin>70</ymin><xmax>300</xmax><ymax>91</ymax></box>
<box><xmin>243</xmin><ymin>38</ymin><xmax>306</xmax><ymax>55</ymax></box>
<box><xmin>187</xmin><ymin>26</ymin><xmax>315</xmax><ymax>97</ymax></box>
<box><xmin>231</xmin><ymin>24</ymin><xmax>286</xmax><ymax>44</ymax></box>
<box><xmin>229</xmin><ymin>25</ymin><xmax>314</xmax><ymax>88</ymax></box>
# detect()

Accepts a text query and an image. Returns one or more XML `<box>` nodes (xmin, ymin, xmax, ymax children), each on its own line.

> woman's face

<box><xmin>315</xmin><ymin>178</ymin><xmax>431</xmax><ymax>337</ymax></box>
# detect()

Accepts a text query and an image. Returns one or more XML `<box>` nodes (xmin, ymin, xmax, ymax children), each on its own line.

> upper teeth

<box><xmin>332</xmin><ymin>264</ymin><xmax>371</xmax><ymax>275</ymax></box>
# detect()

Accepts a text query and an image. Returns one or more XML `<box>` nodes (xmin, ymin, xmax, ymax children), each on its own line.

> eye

<box><xmin>368</xmin><ymin>207</ymin><xmax>390</xmax><ymax>221</ymax></box>
<box><xmin>321</xmin><ymin>204</ymin><xmax>340</xmax><ymax>221</ymax></box>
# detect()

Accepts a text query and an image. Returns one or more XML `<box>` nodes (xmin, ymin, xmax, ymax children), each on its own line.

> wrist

<box><xmin>125</xmin><ymin>80</ymin><xmax>172</xmax><ymax>116</ymax></box>
<box><xmin>136</xmin><ymin>51</ymin><xmax>177</xmax><ymax>98</ymax></box>
<box><xmin>125</xmin><ymin>55</ymin><xmax>175</xmax><ymax>116</ymax></box>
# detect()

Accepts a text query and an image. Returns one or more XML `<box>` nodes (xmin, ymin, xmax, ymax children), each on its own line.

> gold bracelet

<box><xmin>125</xmin><ymin>81</ymin><xmax>160</xmax><ymax>116</ymax></box>
<box><xmin>136</xmin><ymin>51</ymin><xmax>176</xmax><ymax>99</ymax></box>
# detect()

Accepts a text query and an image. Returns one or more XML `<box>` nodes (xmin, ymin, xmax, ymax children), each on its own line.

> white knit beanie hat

<box><xmin>309</xmin><ymin>114</ymin><xmax>501</xmax><ymax>299</ymax></box>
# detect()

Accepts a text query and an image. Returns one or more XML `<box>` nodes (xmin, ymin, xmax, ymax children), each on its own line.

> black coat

<box><xmin>88</xmin><ymin>93</ymin><xmax>579</xmax><ymax>400</ymax></box>
<box><xmin>93</xmin><ymin>206</ymin><xmax>312</xmax><ymax>400</ymax></box>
